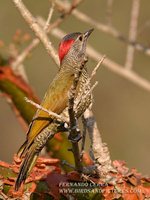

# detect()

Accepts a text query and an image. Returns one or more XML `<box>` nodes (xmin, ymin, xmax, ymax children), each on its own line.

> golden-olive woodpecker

<box><xmin>15</xmin><ymin>29</ymin><xmax>94</xmax><ymax>190</ymax></box>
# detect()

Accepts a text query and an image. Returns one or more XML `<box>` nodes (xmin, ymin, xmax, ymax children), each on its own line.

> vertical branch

<box><xmin>68</xmin><ymin>62</ymin><xmax>86</xmax><ymax>172</ymax></box>
<box><xmin>84</xmin><ymin>109</ymin><xmax>113</xmax><ymax>176</ymax></box>
<box><xmin>68</xmin><ymin>83</ymin><xmax>82</xmax><ymax>171</ymax></box>
<box><xmin>125</xmin><ymin>0</ymin><xmax>140</xmax><ymax>70</ymax></box>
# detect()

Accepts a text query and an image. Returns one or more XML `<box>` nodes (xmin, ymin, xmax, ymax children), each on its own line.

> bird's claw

<box><xmin>57</xmin><ymin>122</ymin><xmax>69</xmax><ymax>132</ymax></box>
<box><xmin>68</xmin><ymin>131</ymin><xmax>82</xmax><ymax>142</ymax></box>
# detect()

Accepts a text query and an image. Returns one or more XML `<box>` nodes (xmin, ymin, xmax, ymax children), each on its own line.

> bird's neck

<box><xmin>60</xmin><ymin>53</ymin><xmax>87</xmax><ymax>74</ymax></box>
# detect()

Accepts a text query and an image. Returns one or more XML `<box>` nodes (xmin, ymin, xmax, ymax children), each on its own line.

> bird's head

<box><xmin>58</xmin><ymin>29</ymin><xmax>94</xmax><ymax>66</ymax></box>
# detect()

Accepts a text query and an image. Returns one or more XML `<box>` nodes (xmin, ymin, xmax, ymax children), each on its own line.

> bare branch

<box><xmin>9</xmin><ymin>43</ymin><xmax>29</xmax><ymax>82</ymax></box>
<box><xmin>81</xmin><ymin>173</ymin><xmax>95</xmax><ymax>184</ymax></box>
<box><xmin>72</xmin><ymin>10</ymin><xmax>118</xmax><ymax>38</ymax></box>
<box><xmin>12</xmin><ymin>38</ymin><xmax>39</xmax><ymax>70</ymax></box>
<box><xmin>84</xmin><ymin>108</ymin><xmax>113</xmax><ymax>176</ymax></box>
<box><xmin>0</xmin><ymin>191</ymin><xmax>9</xmax><ymax>200</ymax></box>
<box><xmin>51</xmin><ymin>27</ymin><xmax>150</xmax><ymax>92</ymax></box>
<box><xmin>53</xmin><ymin>0</ymin><xmax>150</xmax><ymax>57</ymax></box>
<box><xmin>90</xmin><ymin>56</ymin><xmax>106</xmax><ymax>80</ymax></box>
<box><xmin>74</xmin><ymin>9</ymin><xmax>150</xmax><ymax>57</ymax></box>
<box><xmin>56</xmin><ymin>1</ymin><xmax>120</xmax><ymax>40</ymax></box>
<box><xmin>44</xmin><ymin>1</ymin><xmax>55</xmax><ymax>32</ymax></box>
<box><xmin>77</xmin><ymin>57</ymin><xmax>104</xmax><ymax>105</ymax></box>
<box><xmin>12</xmin><ymin>1</ymin><xmax>56</xmax><ymax>69</ymax></box>
<box><xmin>73</xmin><ymin>8</ymin><xmax>150</xmax><ymax>57</ymax></box>
<box><xmin>12</xmin><ymin>0</ymin><xmax>59</xmax><ymax>66</ymax></box>
<box><xmin>68</xmin><ymin>62</ymin><xmax>86</xmax><ymax>172</ymax></box>
<box><xmin>125</xmin><ymin>0</ymin><xmax>140</xmax><ymax>69</ymax></box>
<box><xmin>87</xmin><ymin>44</ymin><xmax>150</xmax><ymax>92</ymax></box>
<box><xmin>83</xmin><ymin>81</ymin><xmax>98</xmax><ymax>100</ymax></box>
<box><xmin>78</xmin><ymin>81</ymin><xmax>98</xmax><ymax>111</ymax></box>
<box><xmin>24</xmin><ymin>97</ymin><xmax>68</xmax><ymax>123</ymax></box>
<box><xmin>12</xmin><ymin>0</ymin><xmax>83</xmax><ymax>69</ymax></box>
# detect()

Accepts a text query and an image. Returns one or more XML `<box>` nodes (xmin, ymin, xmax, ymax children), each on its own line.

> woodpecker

<box><xmin>15</xmin><ymin>29</ymin><xmax>94</xmax><ymax>190</ymax></box>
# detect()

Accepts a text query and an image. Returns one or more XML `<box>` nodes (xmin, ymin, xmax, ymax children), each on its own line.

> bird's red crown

<box><xmin>58</xmin><ymin>32</ymin><xmax>81</xmax><ymax>63</ymax></box>
<box><xmin>58</xmin><ymin>39</ymin><xmax>74</xmax><ymax>63</ymax></box>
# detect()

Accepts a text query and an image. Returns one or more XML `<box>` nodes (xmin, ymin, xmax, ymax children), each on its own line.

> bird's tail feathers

<box><xmin>17</xmin><ymin>140</ymin><xmax>28</xmax><ymax>158</ymax></box>
<box><xmin>15</xmin><ymin>125</ymin><xmax>55</xmax><ymax>190</ymax></box>
<box><xmin>15</xmin><ymin>144</ymin><xmax>38</xmax><ymax>191</ymax></box>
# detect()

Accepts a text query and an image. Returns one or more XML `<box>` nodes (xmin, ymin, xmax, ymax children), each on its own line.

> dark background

<box><xmin>0</xmin><ymin>0</ymin><xmax>150</xmax><ymax>174</ymax></box>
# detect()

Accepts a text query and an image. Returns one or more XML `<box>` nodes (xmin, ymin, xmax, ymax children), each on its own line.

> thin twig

<box><xmin>73</xmin><ymin>8</ymin><xmax>150</xmax><ymax>57</ymax></box>
<box><xmin>53</xmin><ymin>0</ymin><xmax>150</xmax><ymax>57</ymax></box>
<box><xmin>12</xmin><ymin>0</ymin><xmax>83</xmax><ymax>69</ymax></box>
<box><xmin>51</xmin><ymin>27</ymin><xmax>150</xmax><ymax>92</ymax></box>
<box><xmin>50</xmin><ymin>0</ymin><xmax>84</xmax><ymax>13</ymax></box>
<box><xmin>83</xmin><ymin>81</ymin><xmax>98</xmax><ymax>100</ymax></box>
<box><xmin>12</xmin><ymin>0</ymin><xmax>56</xmax><ymax>69</ymax></box>
<box><xmin>0</xmin><ymin>191</ymin><xmax>9</xmax><ymax>200</ymax></box>
<box><xmin>47</xmin><ymin>0</ymin><xmax>84</xmax><ymax>33</ymax></box>
<box><xmin>125</xmin><ymin>0</ymin><xmax>140</xmax><ymax>69</ymax></box>
<box><xmin>81</xmin><ymin>173</ymin><xmax>95</xmax><ymax>184</ymax></box>
<box><xmin>10</xmin><ymin>43</ymin><xmax>29</xmax><ymax>82</ymax></box>
<box><xmin>12</xmin><ymin>38</ymin><xmax>39</xmax><ymax>69</ymax></box>
<box><xmin>90</xmin><ymin>56</ymin><xmax>106</xmax><ymax>81</ymax></box>
<box><xmin>82</xmin><ymin>55</ymin><xmax>105</xmax><ymax>96</ymax></box>
<box><xmin>12</xmin><ymin>1</ymin><xmax>55</xmax><ymax>69</ymax></box>
<box><xmin>69</xmin><ymin>56</ymin><xmax>104</xmax><ymax>110</ymax></box>
<box><xmin>44</xmin><ymin>1</ymin><xmax>55</xmax><ymax>32</ymax></box>
<box><xmin>12</xmin><ymin>0</ymin><xmax>59</xmax><ymax>66</ymax></box>
<box><xmin>77</xmin><ymin>81</ymin><xmax>98</xmax><ymax>111</ymax></box>
<box><xmin>24</xmin><ymin>97</ymin><xmax>68</xmax><ymax>123</ymax></box>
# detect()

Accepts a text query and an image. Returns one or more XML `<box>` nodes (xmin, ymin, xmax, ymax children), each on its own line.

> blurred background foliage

<box><xmin>0</xmin><ymin>0</ymin><xmax>150</xmax><ymax>175</ymax></box>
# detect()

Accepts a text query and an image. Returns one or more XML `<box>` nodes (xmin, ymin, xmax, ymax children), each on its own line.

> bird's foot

<box><xmin>56</xmin><ymin>121</ymin><xmax>69</xmax><ymax>132</ymax></box>
<box><xmin>68</xmin><ymin>130</ymin><xmax>82</xmax><ymax>142</ymax></box>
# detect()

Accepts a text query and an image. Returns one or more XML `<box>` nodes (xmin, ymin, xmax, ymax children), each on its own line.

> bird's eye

<box><xmin>79</xmin><ymin>36</ymin><xmax>83</xmax><ymax>41</ymax></box>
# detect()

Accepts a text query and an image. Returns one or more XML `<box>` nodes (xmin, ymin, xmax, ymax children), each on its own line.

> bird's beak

<box><xmin>83</xmin><ymin>28</ymin><xmax>94</xmax><ymax>39</ymax></box>
<box><xmin>81</xmin><ymin>28</ymin><xmax>94</xmax><ymax>52</ymax></box>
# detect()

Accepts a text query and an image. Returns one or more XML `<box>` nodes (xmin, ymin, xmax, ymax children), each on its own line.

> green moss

<box><xmin>0</xmin><ymin>166</ymin><xmax>16</xmax><ymax>178</ymax></box>
<box><xmin>0</xmin><ymin>80</ymin><xmax>36</xmax><ymax>124</ymax></box>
